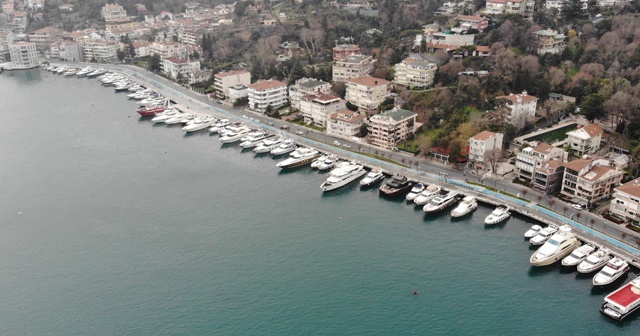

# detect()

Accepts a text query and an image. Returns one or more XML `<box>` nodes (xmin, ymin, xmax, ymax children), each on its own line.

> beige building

<box><xmin>248</xmin><ymin>79</ymin><xmax>288</xmax><ymax>112</ymax></box>
<box><xmin>515</xmin><ymin>142</ymin><xmax>567</xmax><ymax>180</ymax></box>
<box><xmin>299</xmin><ymin>93</ymin><xmax>345</xmax><ymax>127</ymax></box>
<box><xmin>9</xmin><ymin>41</ymin><xmax>38</xmax><ymax>69</ymax></box>
<box><xmin>393</xmin><ymin>55</ymin><xmax>437</xmax><ymax>88</ymax></box>
<box><xmin>610</xmin><ymin>178</ymin><xmax>640</xmax><ymax>227</ymax></box>
<box><xmin>333</xmin><ymin>43</ymin><xmax>361</xmax><ymax>61</ymax></box>
<box><xmin>289</xmin><ymin>77</ymin><xmax>331</xmax><ymax>110</ymax></box>
<box><xmin>367</xmin><ymin>108</ymin><xmax>417</xmax><ymax>149</ymax></box>
<box><xmin>495</xmin><ymin>91</ymin><xmax>538</xmax><ymax>129</ymax></box>
<box><xmin>161</xmin><ymin>57</ymin><xmax>200</xmax><ymax>81</ymax></box>
<box><xmin>149</xmin><ymin>41</ymin><xmax>187</xmax><ymax>59</ymax></box>
<box><xmin>28</xmin><ymin>27</ymin><xmax>64</xmax><ymax>51</ymax></box>
<box><xmin>484</xmin><ymin>0</ymin><xmax>534</xmax><ymax>15</ymax></box>
<box><xmin>82</xmin><ymin>40</ymin><xmax>118</xmax><ymax>62</ymax></box>
<box><xmin>533</xmin><ymin>159</ymin><xmax>565</xmax><ymax>195</ymax></box>
<box><xmin>533</xmin><ymin>29</ymin><xmax>566</xmax><ymax>55</ymax></box>
<box><xmin>345</xmin><ymin>76</ymin><xmax>391</xmax><ymax>112</ymax></box>
<box><xmin>213</xmin><ymin>70</ymin><xmax>251</xmax><ymax>100</ymax></box>
<box><xmin>101</xmin><ymin>3</ymin><xmax>128</xmax><ymax>23</ymax></box>
<box><xmin>468</xmin><ymin>131</ymin><xmax>504</xmax><ymax>163</ymax></box>
<box><xmin>561</xmin><ymin>158</ymin><xmax>624</xmax><ymax>204</ymax></box>
<box><xmin>566</xmin><ymin>123</ymin><xmax>603</xmax><ymax>157</ymax></box>
<box><xmin>0</xmin><ymin>31</ymin><xmax>15</xmax><ymax>62</ymax></box>
<box><xmin>332</xmin><ymin>54</ymin><xmax>376</xmax><ymax>82</ymax></box>
<box><xmin>327</xmin><ymin>109</ymin><xmax>367</xmax><ymax>139</ymax></box>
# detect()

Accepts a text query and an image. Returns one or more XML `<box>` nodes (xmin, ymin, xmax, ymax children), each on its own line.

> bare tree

<box><xmin>589</xmin><ymin>218</ymin><xmax>595</xmax><ymax>228</ymax></box>
<box><xmin>575</xmin><ymin>212</ymin><xmax>581</xmax><ymax>223</ymax></box>
<box><xmin>537</xmin><ymin>195</ymin><xmax>543</xmax><ymax>204</ymax></box>
<box><xmin>563</xmin><ymin>206</ymin><xmax>568</xmax><ymax>215</ymax></box>
<box><xmin>485</xmin><ymin>149</ymin><xmax>503</xmax><ymax>173</ymax></box>
<box><xmin>299</xmin><ymin>28</ymin><xmax>325</xmax><ymax>56</ymax></box>
<box><xmin>549</xmin><ymin>199</ymin><xmax>556</xmax><ymax>209</ymax></box>
<box><xmin>521</xmin><ymin>189</ymin><xmax>529</xmax><ymax>199</ymax></box>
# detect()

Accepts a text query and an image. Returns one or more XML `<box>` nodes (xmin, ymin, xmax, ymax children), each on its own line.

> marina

<box><xmin>3</xmin><ymin>68</ymin><xmax>637</xmax><ymax>334</ymax></box>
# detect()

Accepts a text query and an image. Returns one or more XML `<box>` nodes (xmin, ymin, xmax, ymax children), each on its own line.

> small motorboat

<box><xmin>311</xmin><ymin>155</ymin><xmax>329</xmax><ymax>169</ymax></box>
<box><xmin>593</xmin><ymin>257</ymin><xmax>629</xmax><ymax>287</ymax></box>
<box><xmin>360</xmin><ymin>169</ymin><xmax>384</xmax><ymax>186</ymax></box>
<box><xmin>524</xmin><ymin>225</ymin><xmax>542</xmax><ymax>239</ymax></box>
<box><xmin>450</xmin><ymin>196</ymin><xmax>478</xmax><ymax>218</ymax></box>
<box><xmin>530</xmin><ymin>225</ymin><xmax>558</xmax><ymax>246</ymax></box>
<box><xmin>317</xmin><ymin>158</ymin><xmax>336</xmax><ymax>171</ymax></box>
<box><xmin>406</xmin><ymin>183</ymin><xmax>425</xmax><ymax>201</ymax></box>
<box><xmin>577</xmin><ymin>249</ymin><xmax>612</xmax><ymax>274</ymax></box>
<box><xmin>484</xmin><ymin>205</ymin><xmax>510</xmax><ymax>225</ymax></box>
<box><xmin>561</xmin><ymin>244</ymin><xmax>597</xmax><ymax>267</ymax></box>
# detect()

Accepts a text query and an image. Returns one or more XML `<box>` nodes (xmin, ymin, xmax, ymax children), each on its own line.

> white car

<box><xmin>333</xmin><ymin>141</ymin><xmax>341</xmax><ymax>146</ymax></box>
<box><xmin>296</xmin><ymin>130</ymin><xmax>304</xmax><ymax>135</ymax></box>
<box><xmin>572</xmin><ymin>204</ymin><xmax>583</xmax><ymax>210</ymax></box>
<box><xmin>342</xmin><ymin>143</ymin><xmax>351</xmax><ymax>148</ymax></box>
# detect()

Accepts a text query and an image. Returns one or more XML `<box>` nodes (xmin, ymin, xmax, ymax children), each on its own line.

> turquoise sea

<box><xmin>0</xmin><ymin>69</ymin><xmax>639</xmax><ymax>335</ymax></box>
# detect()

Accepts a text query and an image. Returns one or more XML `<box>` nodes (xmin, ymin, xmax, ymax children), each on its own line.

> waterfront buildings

<box><xmin>468</xmin><ymin>131</ymin><xmax>504</xmax><ymax>163</ymax></box>
<box><xmin>566</xmin><ymin>123</ymin><xmax>604</xmax><ymax>157</ymax></box>
<box><xmin>533</xmin><ymin>159</ymin><xmax>565</xmax><ymax>195</ymax></box>
<box><xmin>248</xmin><ymin>79</ymin><xmax>288</xmax><ymax>113</ymax></box>
<box><xmin>560</xmin><ymin>158</ymin><xmax>624</xmax><ymax>204</ymax></box>
<box><xmin>610</xmin><ymin>178</ymin><xmax>640</xmax><ymax>227</ymax></box>
<box><xmin>82</xmin><ymin>40</ymin><xmax>118</xmax><ymax>62</ymax></box>
<box><xmin>50</xmin><ymin>40</ymin><xmax>82</xmax><ymax>62</ymax></box>
<box><xmin>289</xmin><ymin>78</ymin><xmax>331</xmax><ymax>110</ymax></box>
<box><xmin>367</xmin><ymin>108</ymin><xmax>417</xmax><ymax>149</ymax></box>
<box><xmin>101</xmin><ymin>3</ymin><xmax>128</xmax><ymax>23</ymax></box>
<box><xmin>9</xmin><ymin>41</ymin><xmax>38</xmax><ymax>68</ymax></box>
<box><xmin>160</xmin><ymin>57</ymin><xmax>200</xmax><ymax>81</ymax></box>
<box><xmin>393</xmin><ymin>55</ymin><xmax>437</xmax><ymax>88</ymax></box>
<box><xmin>213</xmin><ymin>70</ymin><xmax>251</xmax><ymax>100</ymax></box>
<box><xmin>533</xmin><ymin>29</ymin><xmax>566</xmax><ymax>55</ymax></box>
<box><xmin>0</xmin><ymin>31</ymin><xmax>14</xmax><ymax>62</ymax></box>
<box><xmin>327</xmin><ymin>109</ymin><xmax>367</xmax><ymax>139</ymax></box>
<box><xmin>28</xmin><ymin>26</ymin><xmax>64</xmax><ymax>51</ymax></box>
<box><xmin>495</xmin><ymin>91</ymin><xmax>539</xmax><ymax>130</ymax></box>
<box><xmin>345</xmin><ymin>76</ymin><xmax>391</xmax><ymax>112</ymax></box>
<box><xmin>515</xmin><ymin>142</ymin><xmax>567</xmax><ymax>180</ymax></box>
<box><xmin>299</xmin><ymin>93</ymin><xmax>345</xmax><ymax>127</ymax></box>
<box><xmin>332</xmin><ymin>54</ymin><xmax>376</xmax><ymax>82</ymax></box>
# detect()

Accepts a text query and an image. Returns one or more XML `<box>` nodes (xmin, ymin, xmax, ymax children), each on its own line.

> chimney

<box><xmin>522</xmin><ymin>90</ymin><xmax>528</xmax><ymax>96</ymax></box>
<box><xmin>374</xmin><ymin>80</ymin><xmax>378</xmax><ymax>85</ymax></box>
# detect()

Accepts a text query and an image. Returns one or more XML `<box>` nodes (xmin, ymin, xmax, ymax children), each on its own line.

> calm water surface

<box><xmin>0</xmin><ymin>70</ymin><xmax>638</xmax><ymax>335</ymax></box>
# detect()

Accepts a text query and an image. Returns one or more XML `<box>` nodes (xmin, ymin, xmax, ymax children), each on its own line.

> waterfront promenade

<box><xmin>56</xmin><ymin>63</ymin><xmax>640</xmax><ymax>263</ymax></box>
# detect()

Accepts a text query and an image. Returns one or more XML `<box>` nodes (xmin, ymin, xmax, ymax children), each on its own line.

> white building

<box><xmin>610</xmin><ymin>178</ymin><xmax>640</xmax><ymax>227</ymax></box>
<box><xmin>327</xmin><ymin>109</ymin><xmax>367</xmax><ymax>139</ymax></box>
<box><xmin>345</xmin><ymin>76</ymin><xmax>391</xmax><ymax>112</ymax></box>
<box><xmin>367</xmin><ymin>108</ymin><xmax>417</xmax><ymax>149</ymax></box>
<box><xmin>189</xmin><ymin>69</ymin><xmax>212</xmax><ymax>84</ymax></box>
<box><xmin>332</xmin><ymin>54</ymin><xmax>376</xmax><ymax>82</ymax></box>
<box><xmin>248</xmin><ymin>79</ymin><xmax>288</xmax><ymax>112</ymax></box>
<box><xmin>228</xmin><ymin>85</ymin><xmax>249</xmax><ymax>103</ymax></box>
<box><xmin>299</xmin><ymin>93</ymin><xmax>345</xmax><ymax>127</ymax></box>
<box><xmin>101</xmin><ymin>3</ymin><xmax>128</xmax><ymax>23</ymax></box>
<box><xmin>289</xmin><ymin>77</ymin><xmax>331</xmax><ymax>110</ymax></box>
<box><xmin>51</xmin><ymin>41</ymin><xmax>82</xmax><ymax>62</ymax></box>
<box><xmin>82</xmin><ymin>41</ymin><xmax>118</xmax><ymax>62</ymax></box>
<box><xmin>393</xmin><ymin>55</ymin><xmax>437</xmax><ymax>88</ymax></box>
<box><xmin>0</xmin><ymin>31</ymin><xmax>15</xmax><ymax>62</ymax></box>
<box><xmin>561</xmin><ymin>158</ymin><xmax>624</xmax><ymax>204</ymax></box>
<box><xmin>484</xmin><ymin>0</ymin><xmax>534</xmax><ymax>15</ymax></box>
<box><xmin>161</xmin><ymin>57</ymin><xmax>200</xmax><ymax>81</ymax></box>
<box><xmin>9</xmin><ymin>41</ymin><xmax>38</xmax><ymax>69</ymax></box>
<box><xmin>515</xmin><ymin>142</ymin><xmax>567</xmax><ymax>180</ymax></box>
<box><xmin>495</xmin><ymin>91</ymin><xmax>538</xmax><ymax>129</ymax></box>
<box><xmin>468</xmin><ymin>131</ymin><xmax>504</xmax><ymax>163</ymax></box>
<box><xmin>566</xmin><ymin>123</ymin><xmax>604</xmax><ymax>157</ymax></box>
<box><xmin>213</xmin><ymin>70</ymin><xmax>251</xmax><ymax>100</ymax></box>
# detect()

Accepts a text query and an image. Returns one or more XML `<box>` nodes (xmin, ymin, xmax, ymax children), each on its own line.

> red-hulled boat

<box><xmin>137</xmin><ymin>106</ymin><xmax>165</xmax><ymax>116</ymax></box>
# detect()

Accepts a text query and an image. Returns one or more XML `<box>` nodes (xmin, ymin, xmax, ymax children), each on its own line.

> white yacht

<box><xmin>317</xmin><ymin>157</ymin><xmax>336</xmax><ymax>171</ymax></box>
<box><xmin>151</xmin><ymin>109</ymin><xmax>180</xmax><ymax>123</ymax></box>
<box><xmin>164</xmin><ymin>113</ymin><xmax>188</xmax><ymax>125</ymax></box>
<box><xmin>254</xmin><ymin>136</ymin><xmax>283</xmax><ymax>153</ymax></box>
<box><xmin>276</xmin><ymin>147</ymin><xmax>321</xmax><ymax>169</ymax></box>
<box><xmin>55</xmin><ymin>65</ymin><xmax>68</xmax><ymax>74</ymax></box>
<box><xmin>360</xmin><ymin>169</ymin><xmax>384</xmax><ymax>186</ymax></box>
<box><xmin>423</xmin><ymin>191</ymin><xmax>460</xmax><ymax>214</ymax></box>
<box><xmin>406</xmin><ymin>183</ymin><xmax>426</xmax><ymax>201</ymax></box>
<box><xmin>484</xmin><ymin>205</ymin><xmax>511</xmax><ymax>225</ymax></box>
<box><xmin>209</xmin><ymin>119</ymin><xmax>230</xmax><ymax>133</ymax></box>
<box><xmin>240</xmin><ymin>133</ymin><xmax>273</xmax><ymax>148</ymax></box>
<box><xmin>530</xmin><ymin>226</ymin><xmax>558</xmax><ymax>246</ymax></box>
<box><xmin>561</xmin><ymin>244</ymin><xmax>597</xmax><ymax>267</ymax></box>
<box><xmin>220</xmin><ymin>127</ymin><xmax>251</xmax><ymax>143</ymax></box>
<box><xmin>524</xmin><ymin>224</ymin><xmax>543</xmax><ymax>239</ymax></box>
<box><xmin>311</xmin><ymin>155</ymin><xmax>329</xmax><ymax>169</ymax></box>
<box><xmin>413</xmin><ymin>184</ymin><xmax>442</xmax><ymax>205</ymax></box>
<box><xmin>180</xmin><ymin>114</ymin><xmax>198</xmax><ymax>124</ymax></box>
<box><xmin>530</xmin><ymin>226</ymin><xmax>582</xmax><ymax>267</ymax></box>
<box><xmin>577</xmin><ymin>249</ymin><xmax>612</xmax><ymax>274</ymax></box>
<box><xmin>270</xmin><ymin>139</ymin><xmax>297</xmax><ymax>156</ymax></box>
<box><xmin>86</xmin><ymin>68</ymin><xmax>106</xmax><ymax>78</ymax></box>
<box><xmin>63</xmin><ymin>68</ymin><xmax>77</xmax><ymax>76</ymax></box>
<box><xmin>219</xmin><ymin>123</ymin><xmax>246</xmax><ymax>137</ymax></box>
<box><xmin>600</xmin><ymin>277</ymin><xmax>640</xmax><ymax>321</ymax></box>
<box><xmin>76</xmin><ymin>67</ymin><xmax>93</xmax><ymax>77</ymax></box>
<box><xmin>320</xmin><ymin>162</ymin><xmax>368</xmax><ymax>192</ymax></box>
<box><xmin>182</xmin><ymin>116</ymin><xmax>217</xmax><ymax>133</ymax></box>
<box><xmin>450</xmin><ymin>196</ymin><xmax>478</xmax><ymax>218</ymax></box>
<box><xmin>593</xmin><ymin>257</ymin><xmax>630</xmax><ymax>287</ymax></box>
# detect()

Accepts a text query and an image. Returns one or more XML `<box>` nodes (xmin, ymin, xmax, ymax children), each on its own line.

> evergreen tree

<box><xmin>580</xmin><ymin>94</ymin><xmax>605</xmax><ymax>122</ymax></box>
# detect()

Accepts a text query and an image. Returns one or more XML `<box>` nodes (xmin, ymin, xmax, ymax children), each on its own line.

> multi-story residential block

<box><xmin>393</xmin><ymin>55</ymin><xmax>437</xmax><ymax>88</ymax></box>
<box><xmin>327</xmin><ymin>109</ymin><xmax>367</xmax><ymax>139</ymax></box>
<box><xmin>484</xmin><ymin>0</ymin><xmax>534</xmax><ymax>15</ymax></box>
<box><xmin>248</xmin><ymin>79</ymin><xmax>288</xmax><ymax>112</ymax></box>
<box><xmin>101</xmin><ymin>3</ymin><xmax>128</xmax><ymax>23</ymax></box>
<box><xmin>532</xmin><ymin>29</ymin><xmax>566</xmax><ymax>54</ymax></box>
<box><xmin>9</xmin><ymin>41</ymin><xmax>38</xmax><ymax>68</ymax></box>
<box><xmin>598</xmin><ymin>0</ymin><xmax>632</xmax><ymax>6</ymax></box>
<box><xmin>425</xmin><ymin>31</ymin><xmax>475</xmax><ymax>46</ymax></box>
<box><xmin>161</xmin><ymin>57</ymin><xmax>200</xmax><ymax>81</ymax></box>
<box><xmin>0</xmin><ymin>31</ymin><xmax>14</xmax><ymax>62</ymax></box>
<box><xmin>189</xmin><ymin>69</ymin><xmax>212</xmax><ymax>84</ymax></box>
<box><xmin>58</xmin><ymin>4</ymin><xmax>74</xmax><ymax>12</ymax></box>
<box><xmin>149</xmin><ymin>41</ymin><xmax>187</xmax><ymax>59</ymax></box>
<box><xmin>515</xmin><ymin>142</ymin><xmax>567</xmax><ymax>180</ymax></box>
<box><xmin>332</xmin><ymin>43</ymin><xmax>360</xmax><ymax>61</ymax></box>
<box><xmin>1</xmin><ymin>0</ymin><xmax>14</xmax><ymax>14</ymax></box>
<box><xmin>228</xmin><ymin>84</ymin><xmax>249</xmax><ymax>103</ymax></box>
<box><xmin>11</xmin><ymin>11</ymin><xmax>28</xmax><ymax>34</ymax></box>
<box><xmin>288</xmin><ymin>77</ymin><xmax>331</xmax><ymax>110</ymax></box>
<box><xmin>561</xmin><ymin>158</ymin><xmax>624</xmax><ymax>204</ymax></box>
<box><xmin>533</xmin><ymin>159</ymin><xmax>565</xmax><ymax>194</ymax></box>
<box><xmin>82</xmin><ymin>40</ymin><xmax>118</xmax><ymax>62</ymax></box>
<box><xmin>213</xmin><ymin>70</ymin><xmax>251</xmax><ymax>100</ymax></box>
<box><xmin>456</xmin><ymin>15</ymin><xmax>490</xmax><ymax>32</ymax></box>
<box><xmin>131</xmin><ymin>41</ymin><xmax>151</xmax><ymax>58</ymax></box>
<box><xmin>367</xmin><ymin>108</ymin><xmax>417</xmax><ymax>149</ymax></box>
<box><xmin>28</xmin><ymin>26</ymin><xmax>64</xmax><ymax>51</ymax></box>
<box><xmin>299</xmin><ymin>93</ymin><xmax>345</xmax><ymax>127</ymax></box>
<box><xmin>345</xmin><ymin>76</ymin><xmax>391</xmax><ymax>112</ymax></box>
<box><xmin>51</xmin><ymin>40</ymin><xmax>82</xmax><ymax>61</ymax></box>
<box><xmin>26</xmin><ymin>0</ymin><xmax>45</xmax><ymax>10</ymax></box>
<box><xmin>610</xmin><ymin>178</ymin><xmax>640</xmax><ymax>227</ymax></box>
<box><xmin>495</xmin><ymin>90</ymin><xmax>538</xmax><ymax>129</ymax></box>
<box><xmin>468</xmin><ymin>131</ymin><xmax>504</xmax><ymax>162</ymax></box>
<box><xmin>566</xmin><ymin>123</ymin><xmax>604</xmax><ymax>157</ymax></box>
<box><xmin>332</xmin><ymin>54</ymin><xmax>376</xmax><ymax>82</ymax></box>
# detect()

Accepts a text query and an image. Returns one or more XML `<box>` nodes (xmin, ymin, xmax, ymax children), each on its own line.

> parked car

<box><xmin>333</xmin><ymin>141</ymin><xmax>341</xmax><ymax>146</ymax></box>
<box><xmin>572</xmin><ymin>204</ymin><xmax>583</xmax><ymax>211</ymax></box>
<box><xmin>342</xmin><ymin>143</ymin><xmax>351</xmax><ymax>148</ymax></box>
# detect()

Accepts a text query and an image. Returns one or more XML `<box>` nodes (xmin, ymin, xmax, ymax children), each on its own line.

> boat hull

<box><xmin>379</xmin><ymin>184</ymin><xmax>413</xmax><ymax>197</ymax></box>
<box><xmin>530</xmin><ymin>241</ymin><xmax>581</xmax><ymax>267</ymax></box>
<box><xmin>451</xmin><ymin>203</ymin><xmax>478</xmax><ymax>218</ymax></box>
<box><xmin>321</xmin><ymin>169</ymin><xmax>367</xmax><ymax>192</ymax></box>
<box><xmin>277</xmin><ymin>154</ymin><xmax>322</xmax><ymax>169</ymax></box>
<box><xmin>423</xmin><ymin>197</ymin><xmax>460</xmax><ymax>214</ymax></box>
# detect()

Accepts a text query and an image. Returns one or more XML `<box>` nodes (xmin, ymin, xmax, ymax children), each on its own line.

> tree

<box><xmin>580</xmin><ymin>94</ymin><xmax>605</xmax><ymax>122</ymax></box>
<box><xmin>116</xmin><ymin>50</ymin><xmax>126</xmax><ymax>62</ymax></box>
<box><xmin>346</xmin><ymin>101</ymin><xmax>359</xmax><ymax>112</ymax></box>
<box><xmin>549</xmin><ymin>199</ymin><xmax>556</xmax><ymax>209</ymax></box>
<box><xmin>233</xmin><ymin>97</ymin><xmax>249</xmax><ymax>107</ymax></box>
<box><xmin>563</xmin><ymin>206</ymin><xmax>568</xmax><ymax>215</ymax></box>
<box><xmin>359</xmin><ymin>123</ymin><xmax>369</xmax><ymax>137</ymax></box>
<box><xmin>332</xmin><ymin>82</ymin><xmax>346</xmax><ymax>98</ymax></box>
<box><xmin>148</xmin><ymin>53</ymin><xmax>161</xmax><ymax>72</ymax></box>
<box><xmin>575</xmin><ymin>212</ymin><xmax>581</xmax><ymax>223</ymax></box>
<box><xmin>562</xmin><ymin>0</ymin><xmax>585</xmax><ymax>21</ymax></box>
<box><xmin>521</xmin><ymin>189</ymin><xmax>528</xmax><ymax>199</ymax></box>
<box><xmin>486</xmin><ymin>149</ymin><xmax>503</xmax><ymax>173</ymax></box>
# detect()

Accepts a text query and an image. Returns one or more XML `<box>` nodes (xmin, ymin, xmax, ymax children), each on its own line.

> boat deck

<box><xmin>607</xmin><ymin>283</ymin><xmax>640</xmax><ymax>308</ymax></box>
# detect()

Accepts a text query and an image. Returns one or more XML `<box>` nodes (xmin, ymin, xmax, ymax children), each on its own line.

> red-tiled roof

<box><xmin>215</xmin><ymin>70</ymin><xmax>250</xmax><ymax>78</ymax></box>
<box><xmin>457</xmin><ymin>15</ymin><xmax>487</xmax><ymax>22</ymax></box>
<box><xmin>249</xmin><ymin>79</ymin><xmax>286</xmax><ymax>91</ymax></box>
<box><xmin>583</xmin><ymin>123</ymin><xmax>604</xmax><ymax>137</ymax></box>
<box><xmin>563</xmin><ymin>158</ymin><xmax>592</xmax><ymax>172</ymax></box>
<box><xmin>616</xmin><ymin>178</ymin><xmax>640</xmax><ymax>198</ymax></box>
<box><xmin>329</xmin><ymin>109</ymin><xmax>367</xmax><ymax>123</ymax></box>
<box><xmin>471</xmin><ymin>130</ymin><xmax>497</xmax><ymax>141</ymax></box>
<box><xmin>496</xmin><ymin>92</ymin><xmax>538</xmax><ymax>104</ymax></box>
<box><xmin>163</xmin><ymin>57</ymin><xmax>188</xmax><ymax>64</ymax></box>
<box><xmin>347</xmin><ymin>75</ymin><xmax>390</xmax><ymax>87</ymax></box>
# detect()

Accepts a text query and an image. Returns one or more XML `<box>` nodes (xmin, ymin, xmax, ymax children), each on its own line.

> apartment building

<box><xmin>566</xmin><ymin>123</ymin><xmax>604</xmax><ymax>157</ymax></box>
<box><xmin>332</xmin><ymin>43</ymin><xmax>361</xmax><ymax>61</ymax></box>
<box><xmin>495</xmin><ymin>90</ymin><xmax>538</xmax><ymax>129</ymax></box>
<box><xmin>515</xmin><ymin>142</ymin><xmax>567</xmax><ymax>180</ymax></box>
<box><xmin>327</xmin><ymin>109</ymin><xmax>367</xmax><ymax>139</ymax></box>
<box><xmin>468</xmin><ymin>131</ymin><xmax>504</xmax><ymax>163</ymax></box>
<box><xmin>484</xmin><ymin>0</ymin><xmax>534</xmax><ymax>15</ymax></box>
<box><xmin>345</xmin><ymin>76</ymin><xmax>391</xmax><ymax>112</ymax></box>
<box><xmin>248</xmin><ymin>79</ymin><xmax>288</xmax><ymax>112</ymax></box>
<box><xmin>51</xmin><ymin>40</ymin><xmax>82</xmax><ymax>61</ymax></box>
<box><xmin>610</xmin><ymin>178</ymin><xmax>640</xmax><ymax>227</ymax></box>
<box><xmin>28</xmin><ymin>26</ymin><xmax>64</xmax><ymax>51</ymax></box>
<box><xmin>9</xmin><ymin>41</ymin><xmax>38</xmax><ymax>68</ymax></box>
<box><xmin>393</xmin><ymin>55</ymin><xmax>437</xmax><ymax>88</ymax></box>
<box><xmin>289</xmin><ymin>77</ymin><xmax>331</xmax><ymax>110</ymax></box>
<box><xmin>532</xmin><ymin>29</ymin><xmax>566</xmax><ymax>54</ymax></box>
<box><xmin>533</xmin><ymin>159</ymin><xmax>565</xmax><ymax>195</ymax></box>
<box><xmin>82</xmin><ymin>40</ymin><xmax>118</xmax><ymax>62</ymax></box>
<box><xmin>11</xmin><ymin>11</ymin><xmax>28</xmax><ymax>34</ymax></box>
<box><xmin>213</xmin><ymin>70</ymin><xmax>251</xmax><ymax>100</ymax></box>
<box><xmin>299</xmin><ymin>93</ymin><xmax>345</xmax><ymax>127</ymax></box>
<box><xmin>101</xmin><ymin>3</ymin><xmax>128</xmax><ymax>23</ymax></box>
<box><xmin>456</xmin><ymin>15</ymin><xmax>490</xmax><ymax>32</ymax></box>
<box><xmin>149</xmin><ymin>41</ymin><xmax>187</xmax><ymax>59</ymax></box>
<box><xmin>367</xmin><ymin>108</ymin><xmax>417</xmax><ymax>149</ymax></box>
<box><xmin>560</xmin><ymin>158</ymin><xmax>624</xmax><ymax>204</ymax></box>
<box><xmin>332</xmin><ymin>54</ymin><xmax>376</xmax><ymax>82</ymax></box>
<box><xmin>161</xmin><ymin>57</ymin><xmax>200</xmax><ymax>81</ymax></box>
<box><xmin>0</xmin><ymin>31</ymin><xmax>14</xmax><ymax>62</ymax></box>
